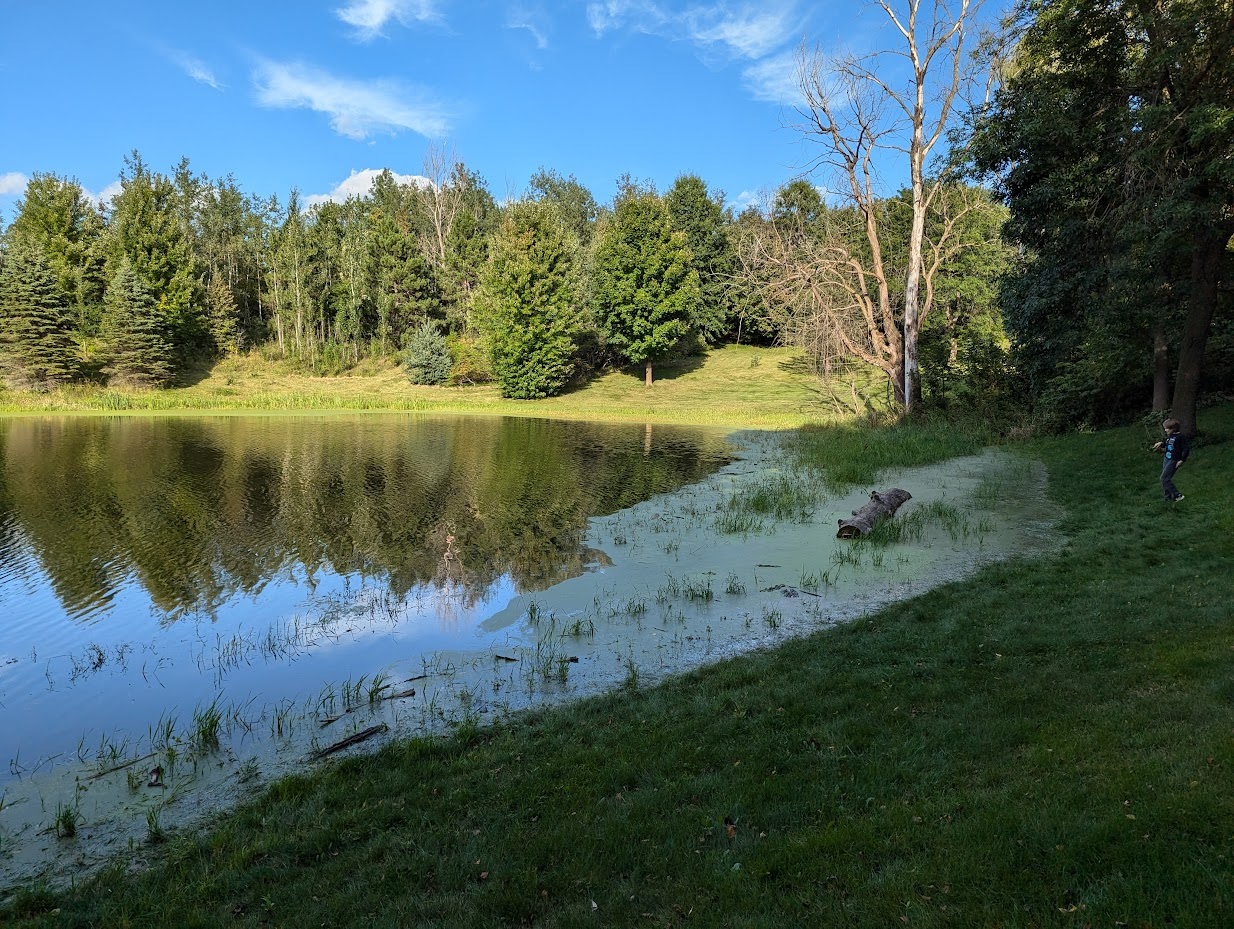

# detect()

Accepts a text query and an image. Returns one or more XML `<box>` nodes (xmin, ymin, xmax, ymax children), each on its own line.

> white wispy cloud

<box><xmin>685</xmin><ymin>5</ymin><xmax>798</xmax><ymax>59</ymax></box>
<box><xmin>507</xmin><ymin>5</ymin><xmax>550</xmax><ymax>50</ymax></box>
<box><xmin>742</xmin><ymin>48</ymin><xmax>802</xmax><ymax>104</ymax></box>
<box><xmin>587</xmin><ymin>2</ymin><xmax>800</xmax><ymax>60</ymax></box>
<box><xmin>304</xmin><ymin>168</ymin><xmax>431</xmax><ymax>208</ymax></box>
<box><xmin>0</xmin><ymin>172</ymin><xmax>28</xmax><ymax>196</ymax></box>
<box><xmin>336</xmin><ymin>0</ymin><xmax>441</xmax><ymax>39</ymax></box>
<box><xmin>253</xmin><ymin>60</ymin><xmax>451</xmax><ymax>140</ymax></box>
<box><xmin>175</xmin><ymin>51</ymin><xmax>223</xmax><ymax>90</ymax></box>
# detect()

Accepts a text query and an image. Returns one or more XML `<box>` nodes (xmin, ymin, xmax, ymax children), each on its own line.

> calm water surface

<box><xmin>0</xmin><ymin>415</ymin><xmax>732</xmax><ymax>776</ymax></box>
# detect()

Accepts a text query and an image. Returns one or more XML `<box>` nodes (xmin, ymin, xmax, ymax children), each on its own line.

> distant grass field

<box><xmin>0</xmin><ymin>345</ymin><xmax>891</xmax><ymax>429</ymax></box>
<box><xmin>4</xmin><ymin>405</ymin><xmax>1231</xmax><ymax>928</ymax></box>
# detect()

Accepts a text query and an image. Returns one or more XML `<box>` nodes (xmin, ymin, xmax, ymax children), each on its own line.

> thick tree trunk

<box><xmin>1152</xmin><ymin>324</ymin><xmax>1171</xmax><ymax>412</ymax></box>
<box><xmin>645</xmin><ymin>361</ymin><xmax>653</xmax><ymax>387</ymax></box>
<box><xmin>836</xmin><ymin>488</ymin><xmax>913</xmax><ymax>539</ymax></box>
<box><xmin>1170</xmin><ymin>223</ymin><xmax>1232</xmax><ymax>436</ymax></box>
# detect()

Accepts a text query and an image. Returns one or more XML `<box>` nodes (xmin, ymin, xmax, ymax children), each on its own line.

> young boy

<box><xmin>1152</xmin><ymin>418</ymin><xmax>1190</xmax><ymax>501</ymax></box>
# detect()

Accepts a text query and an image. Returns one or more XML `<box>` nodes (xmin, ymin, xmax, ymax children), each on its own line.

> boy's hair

<box><xmin>1163</xmin><ymin>418</ymin><xmax>1182</xmax><ymax>432</ymax></box>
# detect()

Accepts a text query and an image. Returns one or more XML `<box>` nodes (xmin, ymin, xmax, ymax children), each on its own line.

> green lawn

<box><xmin>0</xmin><ymin>345</ymin><xmax>888</xmax><ymax>429</ymax></box>
<box><xmin>3</xmin><ymin>407</ymin><xmax>1232</xmax><ymax>928</ymax></box>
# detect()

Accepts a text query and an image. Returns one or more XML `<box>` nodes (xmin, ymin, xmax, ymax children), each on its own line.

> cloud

<box><xmin>507</xmin><ymin>6</ymin><xmax>550</xmax><ymax>50</ymax></box>
<box><xmin>336</xmin><ymin>0</ymin><xmax>441</xmax><ymax>39</ymax></box>
<box><xmin>685</xmin><ymin>5</ymin><xmax>798</xmax><ymax>59</ymax></box>
<box><xmin>587</xmin><ymin>2</ymin><xmax>800</xmax><ymax>60</ymax></box>
<box><xmin>0</xmin><ymin>172</ymin><xmax>28</xmax><ymax>196</ymax></box>
<box><xmin>253</xmin><ymin>60</ymin><xmax>451</xmax><ymax>139</ymax></box>
<box><xmin>742</xmin><ymin>48</ymin><xmax>802</xmax><ymax>104</ymax></box>
<box><xmin>304</xmin><ymin>168</ymin><xmax>431</xmax><ymax>208</ymax></box>
<box><xmin>175</xmin><ymin>52</ymin><xmax>223</xmax><ymax>90</ymax></box>
<box><xmin>85</xmin><ymin>181</ymin><xmax>124</xmax><ymax>209</ymax></box>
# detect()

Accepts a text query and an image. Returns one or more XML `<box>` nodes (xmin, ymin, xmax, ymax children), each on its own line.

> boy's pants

<box><xmin>1161</xmin><ymin>459</ymin><xmax>1182</xmax><ymax>500</ymax></box>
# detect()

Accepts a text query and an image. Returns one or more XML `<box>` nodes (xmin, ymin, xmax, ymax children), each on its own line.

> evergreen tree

<box><xmin>591</xmin><ymin>184</ymin><xmax>701</xmax><ymax>386</ymax></box>
<box><xmin>475</xmin><ymin>199</ymin><xmax>582</xmax><ymax>399</ymax></box>
<box><xmin>106</xmin><ymin>152</ymin><xmax>202</xmax><ymax>367</ymax></box>
<box><xmin>7</xmin><ymin>173</ymin><xmax>107</xmax><ymax>336</ymax></box>
<box><xmin>401</xmin><ymin>320</ymin><xmax>453</xmax><ymax>385</ymax></box>
<box><xmin>664</xmin><ymin>174</ymin><xmax>735</xmax><ymax>344</ymax></box>
<box><xmin>103</xmin><ymin>260</ymin><xmax>173</xmax><ymax>387</ymax></box>
<box><xmin>0</xmin><ymin>242</ymin><xmax>79</xmax><ymax>388</ymax></box>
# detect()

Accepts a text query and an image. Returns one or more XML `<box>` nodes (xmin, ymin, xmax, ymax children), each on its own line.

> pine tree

<box><xmin>474</xmin><ymin>200</ymin><xmax>582</xmax><ymax>399</ymax></box>
<box><xmin>0</xmin><ymin>242</ymin><xmax>79</xmax><ymax>388</ymax></box>
<box><xmin>591</xmin><ymin>184</ymin><xmax>701</xmax><ymax>386</ymax></box>
<box><xmin>103</xmin><ymin>260</ymin><xmax>173</xmax><ymax>387</ymax></box>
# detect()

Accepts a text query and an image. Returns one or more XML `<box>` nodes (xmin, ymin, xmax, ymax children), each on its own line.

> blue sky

<box><xmin>0</xmin><ymin>0</ymin><xmax>896</xmax><ymax>221</ymax></box>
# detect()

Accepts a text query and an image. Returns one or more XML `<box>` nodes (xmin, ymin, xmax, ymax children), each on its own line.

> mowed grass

<box><xmin>4</xmin><ymin>408</ymin><xmax>1233</xmax><ymax>928</ymax></box>
<box><xmin>0</xmin><ymin>345</ymin><xmax>885</xmax><ymax>429</ymax></box>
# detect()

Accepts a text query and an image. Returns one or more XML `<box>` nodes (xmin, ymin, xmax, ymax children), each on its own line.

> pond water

<box><xmin>0</xmin><ymin>416</ymin><xmax>1062</xmax><ymax>892</ymax></box>
<box><xmin>0</xmin><ymin>415</ymin><xmax>733</xmax><ymax>775</ymax></box>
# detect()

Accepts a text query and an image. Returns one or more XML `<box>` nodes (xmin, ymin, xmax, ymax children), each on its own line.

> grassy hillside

<box><xmin>3</xmin><ymin>406</ymin><xmax>1231</xmax><ymax>927</ymax></box>
<box><xmin>0</xmin><ymin>345</ymin><xmax>888</xmax><ymax>429</ymax></box>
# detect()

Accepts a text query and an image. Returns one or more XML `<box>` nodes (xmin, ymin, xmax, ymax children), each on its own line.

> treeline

<box><xmin>0</xmin><ymin>148</ymin><xmax>1011</xmax><ymax>405</ymax></box>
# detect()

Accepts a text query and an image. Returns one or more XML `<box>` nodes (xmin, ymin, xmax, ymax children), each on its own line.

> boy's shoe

<box><xmin>1174</xmin><ymin>495</ymin><xmax>1185</xmax><ymax>502</ymax></box>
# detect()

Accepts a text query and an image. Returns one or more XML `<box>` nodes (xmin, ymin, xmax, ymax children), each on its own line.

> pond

<box><xmin>0</xmin><ymin>414</ymin><xmax>732</xmax><ymax>770</ymax></box>
<box><xmin>0</xmin><ymin>415</ymin><xmax>1060</xmax><ymax>890</ymax></box>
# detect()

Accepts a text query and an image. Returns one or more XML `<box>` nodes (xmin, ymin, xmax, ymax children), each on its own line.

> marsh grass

<box><xmin>5</xmin><ymin>408</ymin><xmax>1234</xmax><ymax>928</ymax></box>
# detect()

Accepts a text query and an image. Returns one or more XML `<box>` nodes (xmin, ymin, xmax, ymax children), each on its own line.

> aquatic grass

<box><xmin>724</xmin><ymin>573</ymin><xmax>746</xmax><ymax>596</ymax></box>
<box><xmin>189</xmin><ymin>699</ymin><xmax>222</xmax><ymax>752</ymax></box>
<box><xmin>5</xmin><ymin>408</ymin><xmax>1234</xmax><ymax>928</ymax></box>
<box><xmin>793</xmin><ymin>414</ymin><xmax>994</xmax><ymax>491</ymax></box>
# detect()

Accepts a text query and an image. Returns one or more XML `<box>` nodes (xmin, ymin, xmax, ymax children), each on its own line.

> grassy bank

<box><xmin>0</xmin><ymin>345</ymin><xmax>881</xmax><ymax>429</ymax></box>
<box><xmin>4</xmin><ymin>408</ymin><xmax>1232</xmax><ymax>928</ymax></box>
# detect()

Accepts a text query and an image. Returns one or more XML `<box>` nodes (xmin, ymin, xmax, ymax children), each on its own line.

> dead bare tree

<box><xmin>418</xmin><ymin>141</ymin><xmax>469</xmax><ymax>269</ymax></box>
<box><xmin>796</xmin><ymin>0</ymin><xmax>989</xmax><ymax>410</ymax></box>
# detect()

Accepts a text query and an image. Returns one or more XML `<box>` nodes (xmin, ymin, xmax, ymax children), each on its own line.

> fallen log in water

<box><xmin>313</xmin><ymin>724</ymin><xmax>389</xmax><ymax>760</ymax></box>
<box><xmin>836</xmin><ymin>488</ymin><xmax>912</xmax><ymax>539</ymax></box>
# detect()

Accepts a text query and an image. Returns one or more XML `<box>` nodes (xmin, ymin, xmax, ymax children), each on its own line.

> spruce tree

<box><xmin>0</xmin><ymin>242</ymin><xmax>79</xmax><ymax>388</ymax></box>
<box><xmin>103</xmin><ymin>260</ymin><xmax>173</xmax><ymax>387</ymax></box>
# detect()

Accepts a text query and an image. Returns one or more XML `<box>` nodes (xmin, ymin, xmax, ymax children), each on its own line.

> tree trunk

<box><xmin>1170</xmin><ymin>223</ymin><xmax>1232</xmax><ymax>436</ymax></box>
<box><xmin>1152</xmin><ymin>324</ymin><xmax>1171</xmax><ymax>412</ymax></box>
<box><xmin>645</xmin><ymin>361</ymin><xmax>653</xmax><ymax>387</ymax></box>
<box><xmin>836</xmin><ymin>488</ymin><xmax>913</xmax><ymax>538</ymax></box>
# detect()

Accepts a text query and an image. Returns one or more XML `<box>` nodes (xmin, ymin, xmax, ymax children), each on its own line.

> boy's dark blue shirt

<box><xmin>1164</xmin><ymin>433</ymin><xmax>1190</xmax><ymax>462</ymax></box>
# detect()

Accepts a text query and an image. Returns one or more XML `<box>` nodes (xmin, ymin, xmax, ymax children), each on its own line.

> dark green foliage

<box><xmin>475</xmin><ymin>200</ymin><xmax>582</xmax><ymax>399</ymax></box>
<box><xmin>369</xmin><ymin>212</ymin><xmax>441</xmax><ymax>349</ymax></box>
<box><xmin>0</xmin><ymin>242</ymin><xmax>79</xmax><ymax>388</ymax></box>
<box><xmin>102</xmin><ymin>260</ymin><xmax>173</xmax><ymax>387</ymax></box>
<box><xmin>106</xmin><ymin>153</ymin><xmax>203</xmax><ymax>358</ymax></box>
<box><xmin>527</xmin><ymin>168</ymin><xmax>599</xmax><ymax>248</ymax></box>
<box><xmin>972</xmin><ymin>0</ymin><xmax>1234</xmax><ymax>433</ymax></box>
<box><xmin>664</xmin><ymin>173</ymin><xmax>736</xmax><ymax>343</ymax></box>
<box><xmin>591</xmin><ymin>183</ymin><xmax>701</xmax><ymax>384</ymax></box>
<box><xmin>401</xmin><ymin>319</ymin><xmax>452</xmax><ymax>385</ymax></box>
<box><xmin>205</xmin><ymin>273</ymin><xmax>243</xmax><ymax>357</ymax></box>
<box><xmin>6</xmin><ymin>173</ymin><xmax>107</xmax><ymax>337</ymax></box>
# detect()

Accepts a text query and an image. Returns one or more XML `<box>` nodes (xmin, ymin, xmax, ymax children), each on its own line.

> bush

<box><xmin>445</xmin><ymin>331</ymin><xmax>492</xmax><ymax>385</ymax></box>
<box><xmin>401</xmin><ymin>321</ymin><xmax>452</xmax><ymax>385</ymax></box>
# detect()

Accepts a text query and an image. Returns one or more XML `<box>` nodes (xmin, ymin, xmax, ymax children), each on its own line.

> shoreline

<box><xmin>0</xmin><ymin>430</ymin><xmax>1060</xmax><ymax>894</ymax></box>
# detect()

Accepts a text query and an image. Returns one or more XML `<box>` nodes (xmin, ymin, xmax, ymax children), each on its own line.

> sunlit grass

<box><xmin>0</xmin><ymin>345</ymin><xmax>889</xmax><ymax>429</ymax></box>
<box><xmin>4</xmin><ymin>408</ymin><xmax>1232</xmax><ymax>928</ymax></box>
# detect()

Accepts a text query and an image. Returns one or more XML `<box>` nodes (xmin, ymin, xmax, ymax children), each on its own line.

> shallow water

<box><xmin>0</xmin><ymin>415</ymin><xmax>732</xmax><ymax>768</ymax></box>
<box><xmin>0</xmin><ymin>424</ymin><xmax>1061</xmax><ymax>892</ymax></box>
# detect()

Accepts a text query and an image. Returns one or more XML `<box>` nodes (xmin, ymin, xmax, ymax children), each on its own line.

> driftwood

<box><xmin>836</xmin><ymin>488</ymin><xmax>912</xmax><ymax>539</ymax></box>
<box><xmin>314</xmin><ymin>724</ymin><xmax>389</xmax><ymax>759</ymax></box>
